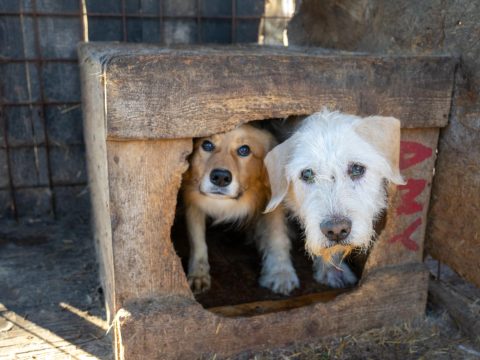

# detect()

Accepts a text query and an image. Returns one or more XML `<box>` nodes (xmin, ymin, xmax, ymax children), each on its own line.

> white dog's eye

<box><xmin>201</xmin><ymin>140</ymin><xmax>215</xmax><ymax>152</ymax></box>
<box><xmin>237</xmin><ymin>145</ymin><xmax>251</xmax><ymax>157</ymax></box>
<box><xmin>348</xmin><ymin>163</ymin><xmax>366</xmax><ymax>179</ymax></box>
<box><xmin>300</xmin><ymin>168</ymin><xmax>315</xmax><ymax>183</ymax></box>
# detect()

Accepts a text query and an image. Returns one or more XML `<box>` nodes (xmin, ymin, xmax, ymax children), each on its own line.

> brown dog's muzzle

<box><xmin>209</xmin><ymin>168</ymin><xmax>232</xmax><ymax>187</ymax></box>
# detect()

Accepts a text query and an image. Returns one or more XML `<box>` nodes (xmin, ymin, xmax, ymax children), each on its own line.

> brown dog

<box><xmin>182</xmin><ymin>124</ymin><xmax>299</xmax><ymax>295</ymax></box>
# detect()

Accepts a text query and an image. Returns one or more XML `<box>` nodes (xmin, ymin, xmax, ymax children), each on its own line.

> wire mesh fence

<box><xmin>0</xmin><ymin>0</ymin><xmax>293</xmax><ymax>223</ymax></box>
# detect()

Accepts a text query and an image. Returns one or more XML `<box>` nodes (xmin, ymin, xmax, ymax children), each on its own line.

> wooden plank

<box><xmin>80</xmin><ymin>49</ymin><xmax>116</xmax><ymax>323</ymax></box>
<box><xmin>428</xmin><ymin>159</ymin><xmax>480</xmax><ymax>287</ymax></box>
<box><xmin>105</xmin><ymin>53</ymin><xmax>453</xmax><ymax>139</ymax></box>
<box><xmin>209</xmin><ymin>289</ymin><xmax>349</xmax><ymax>317</ymax></box>
<box><xmin>118</xmin><ymin>264</ymin><xmax>428</xmax><ymax>359</ymax></box>
<box><xmin>428</xmin><ymin>279</ymin><xmax>480</xmax><ymax>345</ymax></box>
<box><xmin>106</xmin><ymin>139</ymin><xmax>193</xmax><ymax>308</ymax></box>
<box><xmin>78</xmin><ymin>43</ymin><xmax>455</xmax><ymax>140</ymax></box>
<box><xmin>364</xmin><ymin>128</ymin><xmax>440</xmax><ymax>273</ymax></box>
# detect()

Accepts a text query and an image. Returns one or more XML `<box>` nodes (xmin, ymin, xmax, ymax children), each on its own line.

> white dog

<box><xmin>264</xmin><ymin>109</ymin><xmax>405</xmax><ymax>288</ymax></box>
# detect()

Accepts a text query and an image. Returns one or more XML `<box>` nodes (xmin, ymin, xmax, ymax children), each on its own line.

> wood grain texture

<box><xmin>428</xmin><ymin>279</ymin><xmax>480</xmax><ymax>344</ymax></box>
<box><xmin>80</xmin><ymin>50</ymin><xmax>116</xmax><ymax>323</ymax></box>
<box><xmin>78</xmin><ymin>43</ymin><xmax>455</xmax><ymax>140</ymax></box>
<box><xmin>106</xmin><ymin>140</ymin><xmax>193</xmax><ymax>307</ymax></box>
<box><xmin>119</xmin><ymin>264</ymin><xmax>428</xmax><ymax>359</ymax></box>
<box><xmin>364</xmin><ymin>129</ymin><xmax>440</xmax><ymax>274</ymax></box>
<box><xmin>209</xmin><ymin>289</ymin><xmax>349</xmax><ymax>317</ymax></box>
<box><xmin>105</xmin><ymin>52</ymin><xmax>453</xmax><ymax>139</ymax></box>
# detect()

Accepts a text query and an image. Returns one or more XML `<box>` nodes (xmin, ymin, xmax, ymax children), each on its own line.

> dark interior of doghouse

<box><xmin>171</xmin><ymin>117</ymin><xmax>387</xmax><ymax>314</ymax></box>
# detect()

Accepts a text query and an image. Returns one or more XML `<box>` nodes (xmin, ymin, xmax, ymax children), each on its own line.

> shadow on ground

<box><xmin>0</xmin><ymin>219</ymin><xmax>479</xmax><ymax>359</ymax></box>
<box><xmin>0</xmin><ymin>220</ymin><xmax>112</xmax><ymax>359</ymax></box>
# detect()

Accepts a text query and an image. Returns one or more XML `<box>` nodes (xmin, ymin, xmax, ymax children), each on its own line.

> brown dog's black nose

<box><xmin>320</xmin><ymin>217</ymin><xmax>352</xmax><ymax>242</ymax></box>
<box><xmin>210</xmin><ymin>169</ymin><xmax>232</xmax><ymax>187</ymax></box>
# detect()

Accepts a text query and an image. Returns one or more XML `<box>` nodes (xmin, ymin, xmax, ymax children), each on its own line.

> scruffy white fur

<box><xmin>265</xmin><ymin>109</ymin><xmax>405</xmax><ymax>288</ymax></box>
<box><xmin>182</xmin><ymin>124</ymin><xmax>299</xmax><ymax>295</ymax></box>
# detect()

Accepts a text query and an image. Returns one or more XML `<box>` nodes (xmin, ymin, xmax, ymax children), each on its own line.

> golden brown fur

<box><xmin>182</xmin><ymin>124</ymin><xmax>299</xmax><ymax>295</ymax></box>
<box><xmin>183</xmin><ymin>125</ymin><xmax>275</xmax><ymax>224</ymax></box>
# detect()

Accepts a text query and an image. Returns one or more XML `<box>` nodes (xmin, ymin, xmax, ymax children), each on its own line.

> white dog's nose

<box><xmin>320</xmin><ymin>217</ymin><xmax>352</xmax><ymax>242</ymax></box>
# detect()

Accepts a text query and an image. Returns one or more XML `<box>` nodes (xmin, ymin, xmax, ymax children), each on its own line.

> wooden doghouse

<box><xmin>78</xmin><ymin>44</ymin><xmax>455</xmax><ymax>359</ymax></box>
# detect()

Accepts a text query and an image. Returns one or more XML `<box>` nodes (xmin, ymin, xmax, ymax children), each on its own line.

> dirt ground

<box><xmin>231</xmin><ymin>313</ymin><xmax>480</xmax><ymax>360</ymax></box>
<box><xmin>0</xmin><ymin>220</ymin><xmax>111</xmax><ymax>359</ymax></box>
<box><xmin>0</xmin><ymin>221</ymin><xmax>479</xmax><ymax>359</ymax></box>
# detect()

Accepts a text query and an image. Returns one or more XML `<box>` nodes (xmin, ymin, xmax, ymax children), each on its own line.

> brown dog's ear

<box><xmin>355</xmin><ymin>116</ymin><xmax>406</xmax><ymax>185</ymax></box>
<box><xmin>263</xmin><ymin>136</ymin><xmax>295</xmax><ymax>213</ymax></box>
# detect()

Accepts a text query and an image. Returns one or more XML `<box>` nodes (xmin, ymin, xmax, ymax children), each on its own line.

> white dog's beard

<box><xmin>292</xmin><ymin>199</ymin><xmax>382</xmax><ymax>258</ymax></box>
<box><xmin>346</xmin><ymin>225</ymin><xmax>376</xmax><ymax>252</ymax></box>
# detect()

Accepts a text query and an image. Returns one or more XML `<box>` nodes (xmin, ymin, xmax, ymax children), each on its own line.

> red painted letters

<box><xmin>399</xmin><ymin>141</ymin><xmax>432</xmax><ymax>171</ymax></box>
<box><xmin>397</xmin><ymin>179</ymin><xmax>427</xmax><ymax>215</ymax></box>
<box><xmin>389</xmin><ymin>141</ymin><xmax>433</xmax><ymax>251</ymax></box>
<box><xmin>388</xmin><ymin>217</ymin><xmax>421</xmax><ymax>251</ymax></box>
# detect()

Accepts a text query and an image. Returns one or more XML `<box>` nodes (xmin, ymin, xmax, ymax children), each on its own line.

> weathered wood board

<box><xmin>118</xmin><ymin>264</ymin><xmax>428</xmax><ymax>359</ymax></box>
<box><xmin>78</xmin><ymin>43</ymin><xmax>455</xmax><ymax>359</ymax></box>
<box><xmin>365</xmin><ymin>128</ymin><xmax>440</xmax><ymax>273</ymax></box>
<box><xmin>429</xmin><ymin>279</ymin><xmax>480</xmax><ymax>344</ymax></box>
<box><xmin>80</xmin><ymin>43</ymin><xmax>453</xmax><ymax>141</ymax></box>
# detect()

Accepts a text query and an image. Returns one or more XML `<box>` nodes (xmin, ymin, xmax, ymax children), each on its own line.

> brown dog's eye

<box><xmin>348</xmin><ymin>163</ymin><xmax>366</xmax><ymax>179</ymax></box>
<box><xmin>300</xmin><ymin>168</ymin><xmax>315</xmax><ymax>183</ymax></box>
<box><xmin>201</xmin><ymin>140</ymin><xmax>215</xmax><ymax>152</ymax></box>
<box><xmin>237</xmin><ymin>145</ymin><xmax>250</xmax><ymax>157</ymax></box>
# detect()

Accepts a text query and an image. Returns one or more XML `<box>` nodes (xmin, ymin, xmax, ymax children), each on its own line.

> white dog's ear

<box><xmin>263</xmin><ymin>138</ymin><xmax>294</xmax><ymax>213</ymax></box>
<box><xmin>355</xmin><ymin>116</ymin><xmax>406</xmax><ymax>185</ymax></box>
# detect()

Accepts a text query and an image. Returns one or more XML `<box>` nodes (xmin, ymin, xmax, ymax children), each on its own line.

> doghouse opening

<box><xmin>170</xmin><ymin>117</ymin><xmax>387</xmax><ymax>316</ymax></box>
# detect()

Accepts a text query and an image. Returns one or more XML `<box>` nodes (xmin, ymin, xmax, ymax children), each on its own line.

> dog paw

<box><xmin>188</xmin><ymin>259</ymin><xmax>211</xmax><ymax>294</ymax></box>
<box><xmin>187</xmin><ymin>272</ymin><xmax>211</xmax><ymax>294</ymax></box>
<box><xmin>259</xmin><ymin>268</ymin><xmax>300</xmax><ymax>295</ymax></box>
<box><xmin>314</xmin><ymin>261</ymin><xmax>357</xmax><ymax>288</ymax></box>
